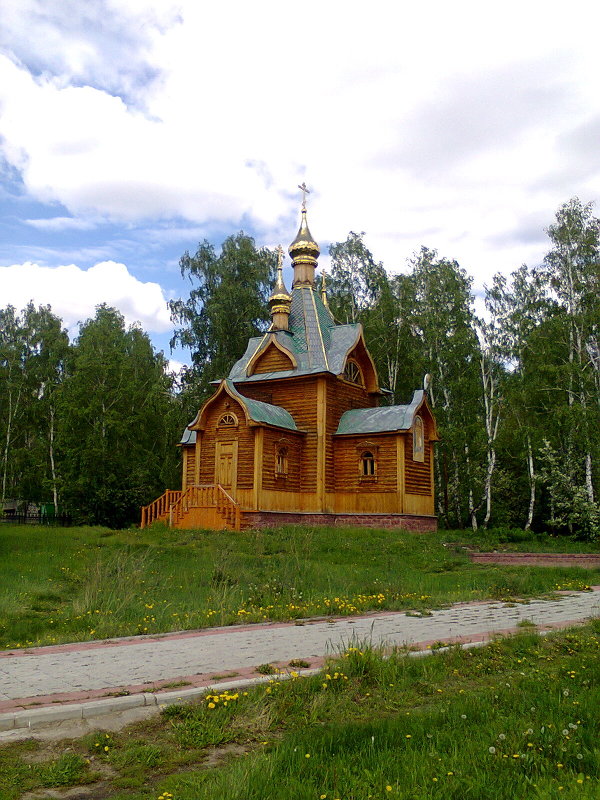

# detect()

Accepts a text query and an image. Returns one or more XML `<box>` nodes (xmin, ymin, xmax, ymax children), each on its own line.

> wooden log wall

<box><xmin>332</xmin><ymin>433</ymin><xmax>398</xmax><ymax>493</ymax></box>
<box><xmin>183</xmin><ymin>447</ymin><xmax>196</xmax><ymax>490</ymax></box>
<box><xmin>404</xmin><ymin>429</ymin><xmax>432</xmax><ymax>495</ymax></box>
<box><xmin>238</xmin><ymin>377</ymin><xmax>318</xmax><ymax>492</ymax></box>
<box><xmin>252</xmin><ymin>343</ymin><xmax>294</xmax><ymax>374</ymax></box>
<box><xmin>261</xmin><ymin>428</ymin><xmax>302</xmax><ymax>492</ymax></box>
<box><xmin>197</xmin><ymin>395</ymin><xmax>255</xmax><ymax>490</ymax></box>
<box><xmin>326</xmin><ymin>376</ymin><xmax>377</xmax><ymax>490</ymax></box>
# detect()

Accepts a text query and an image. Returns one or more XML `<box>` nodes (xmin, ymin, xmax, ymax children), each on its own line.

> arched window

<box><xmin>343</xmin><ymin>359</ymin><xmax>363</xmax><ymax>386</ymax></box>
<box><xmin>218</xmin><ymin>412</ymin><xmax>238</xmax><ymax>427</ymax></box>
<box><xmin>413</xmin><ymin>416</ymin><xmax>425</xmax><ymax>462</ymax></box>
<box><xmin>276</xmin><ymin>447</ymin><xmax>288</xmax><ymax>475</ymax></box>
<box><xmin>361</xmin><ymin>450</ymin><xmax>376</xmax><ymax>476</ymax></box>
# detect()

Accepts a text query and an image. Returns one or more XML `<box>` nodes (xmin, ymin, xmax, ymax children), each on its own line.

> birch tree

<box><xmin>409</xmin><ymin>248</ymin><xmax>482</xmax><ymax>528</ymax></box>
<box><xmin>538</xmin><ymin>198</ymin><xmax>600</xmax><ymax>514</ymax></box>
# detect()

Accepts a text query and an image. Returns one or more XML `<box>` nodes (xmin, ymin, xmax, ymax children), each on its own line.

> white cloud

<box><xmin>0</xmin><ymin>0</ymin><xmax>181</xmax><ymax>101</ymax></box>
<box><xmin>167</xmin><ymin>358</ymin><xmax>185</xmax><ymax>375</ymax></box>
<box><xmin>1</xmin><ymin>0</ymin><xmax>600</xmax><ymax>295</ymax></box>
<box><xmin>0</xmin><ymin>261</ymin><xmax>172</xmax><ymax>334</ymax></box>
<box><xmin>25</xmin><ymin>217</ymin><xmax>99</xmax><ymax>231</ymax></box>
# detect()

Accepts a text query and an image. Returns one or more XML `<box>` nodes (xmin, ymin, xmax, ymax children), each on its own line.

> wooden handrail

<box><xmin>140</xmin><ymin>490</ymin><xmax>182</xmax><ymax>528</ymax></box>
<box><xmin>167</xmin><ymin>484</ymin><xmax>241</xmax><ymax>531</ymax></box>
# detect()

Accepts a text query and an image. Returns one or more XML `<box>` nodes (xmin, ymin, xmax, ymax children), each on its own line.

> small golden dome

<box><xmin>288</xmin><ymin>208</ymin><xmax>320</xmax><ymax>262</ymax></box>
<box><xmin>269</xmin><ymin>245</ymin><xmax>291</xmax><ymax>309</ymax></box>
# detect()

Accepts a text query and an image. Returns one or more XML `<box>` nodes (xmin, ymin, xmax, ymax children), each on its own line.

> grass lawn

<box><xmin>0</xmin><ymin>524</ymin><xmax>597</xmax><ymax>649</ymax></box>
<box><xmin>1</xmin><ymin>623</ymin><xmax>599</xmax><ymax>799</ymax></box>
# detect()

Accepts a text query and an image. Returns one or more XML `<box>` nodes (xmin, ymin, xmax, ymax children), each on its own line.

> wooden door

<box><xmin>215</xmin><ymin>440</ymin><xmax>238</xmax><ymax>496</ymax></box>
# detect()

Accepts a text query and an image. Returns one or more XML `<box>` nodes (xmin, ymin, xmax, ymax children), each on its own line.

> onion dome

<box><xmin>269</xmin><ymin>246</ymin><xmax>292</xmax><ymax>330</ymax></box>
<box><xmin>289</xmin><ymin>207</ymin><xmax>320</xmax><ymax>287</ymax></box>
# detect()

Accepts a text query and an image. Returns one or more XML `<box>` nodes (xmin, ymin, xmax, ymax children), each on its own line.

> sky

<box><xmin>1</xmin><ymin>0</ymin><xmax>599</xmax><ymax>370</ymax></box>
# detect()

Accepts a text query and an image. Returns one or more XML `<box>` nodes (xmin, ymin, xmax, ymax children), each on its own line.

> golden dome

<box><xmin>288</xmin><ymin>208</ymin><xmax>320</xmax><ymax>262</ymax></box>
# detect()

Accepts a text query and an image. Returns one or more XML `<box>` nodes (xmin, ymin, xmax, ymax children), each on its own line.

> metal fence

<box><xmin>0</xmin><ymin>512</ymin><xmax>72</xmax><ymax>526</ymax></box>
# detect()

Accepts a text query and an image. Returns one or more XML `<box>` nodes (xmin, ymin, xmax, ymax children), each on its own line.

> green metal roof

<box><xmin>225</xmin><ymin>381</ymin><xmax>299</xmax><ymax>431</ymax></box>
<box><xmin>335</xmin><ymin>391</ymin><xmax>425</xmax><ymax>435</ymax></box>
<box><xmin>179</xmin><ymin>427</ymin><xmax>196</xmax><ymax>445</ymax></box>
<box><xmin>228</xmin><ymin>286</ymin><xmax>364</xmax><ymax>383</ymax></box>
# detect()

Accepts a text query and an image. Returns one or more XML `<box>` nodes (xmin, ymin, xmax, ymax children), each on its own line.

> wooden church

<box><xmin>142</xmin><ymin>200</ymin><xmax>438</xmax><ymax>531</ymax></box>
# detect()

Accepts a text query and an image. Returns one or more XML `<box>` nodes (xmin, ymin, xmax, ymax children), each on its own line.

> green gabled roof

<box><xmin>179</xmin><ymin>427</ymin><xmax>196</xmax><ymax>445</ymax></box>
<box><xmin>228</xmin><ymin>286</ymin><xmax>364</xmax><ymax>383</ymax></box>
<box><xmin>335</xmin><ymin>391</ymin><xmax>426</xmax><ymax>435</ymax></box>
<box><xmin>225</xmin><ymin>381</ymin><xmax>298</xmax><ymax>431</ymax></box>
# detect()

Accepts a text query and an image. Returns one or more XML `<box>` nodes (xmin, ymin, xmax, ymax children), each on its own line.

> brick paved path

<box><xmin>1</xmin><ymin>588</ymin><xmax>598</xmax><ymax>722</ymax></box>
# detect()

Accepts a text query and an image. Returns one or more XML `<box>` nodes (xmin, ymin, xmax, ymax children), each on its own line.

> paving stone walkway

<box><xmin>1</xmin><ymin>588</ymin><xmax>598</xmax><ymax>732</ymax></box>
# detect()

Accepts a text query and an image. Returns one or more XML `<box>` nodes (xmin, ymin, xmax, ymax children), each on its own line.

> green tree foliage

<box><xmin>169</xmin><ymin>232</ymin><xmax>276</xmax><ymax>407</ymax></box>
<box><xmin>1</xmin><ymin>199</ymin><xmax>597</xmax><ymax>536</ymax></box>
<box><xmin>328</xmin><ymin>232</ymin><xmax>388</xmax><ymax>324</ymax></box>
<box><xmin>326</xmin><ymin>203</ymin><xmax>599</xmax><ymax>536</ymax></box>
<box><xmin>328</xmin><ymin>232</ymin><xmax>416</xmax><ymax>401</ymax></box>
<box><xmin>538</xmin><ymin>199</ymin><xmax>600</xmax><ymax>507</ymax></box>
<box><xmin>408</xmin><ymin>248</ymin><xmax>483</xmax><ymax>528</ymax></box>
<box><xmin>57</xmin><ymin>305</ymin><xmax>181</xmax><ymax>527</ymax></box>
<box><xmin>0</xmin><ymin>303</ymin><xmax>68</xmax><ymax>508</ymax></box>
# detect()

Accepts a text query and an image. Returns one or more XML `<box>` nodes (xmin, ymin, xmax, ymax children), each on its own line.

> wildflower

<box><xmin>208</xmin><ymin>702</ymin><xmax>215</xmax><ymax>709</ymax></box>
<box><xmin>104</xmin><ymin>746</ymin><xmax>109</xmax><ymax>752</ymax></box>
<box><xmin>488</xmin><ymin>747</ymin><xmax>496</xmax><ymax>754</ymax></box>
<box><xmin>461</xmin><ymin>714</ymin><xmax>467</xmax><ymax>719</ymax></box>
<box><xmin>305</xmin><ymin>753</ymin><xmax>310</xmax><ymax>758</ymax></box>
<box><xmin>498</xmin><ymin>734</ymin><xmax>506</xmax><ymax>740</ymax></box>
<box><xmin>386</xmin><ymin>787</ymin><xmax>392</xmax><ymax>792</ymax></box>
<box><xmin>577</xmin><ymin>754</ymin><xmax>583</xmax><ymax>760</ymax></box>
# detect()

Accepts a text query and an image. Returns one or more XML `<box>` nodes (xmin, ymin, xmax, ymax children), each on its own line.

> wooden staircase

<box><xmin>141</xmin><ymin>485</ymin><xmax>243</xmax><ymax>531</ymax></box>
<box><xmin>140</xmin><ymin>490</ymin><xmax>182</xmax><ymax>527</ymax></box>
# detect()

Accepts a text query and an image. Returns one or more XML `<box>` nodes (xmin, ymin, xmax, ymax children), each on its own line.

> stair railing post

<box><xmin>169</xmin><ymin>503</ymin><xmax>174</xmax><ymax>528</ymax></box>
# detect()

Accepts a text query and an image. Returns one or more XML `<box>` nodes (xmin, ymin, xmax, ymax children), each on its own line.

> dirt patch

<box><xmin>469</xmin><ymin>553</ymin><xmax>600</xmax><ymax>568</ymax></box>
<box><xmin>22</xmin><ymin>782</ymin><xmax>112</xmax><ymax>800</ymax></box>
<box><xmin>203</xmin><ymin>741</ymin><xmax>249</xmax><ymax>768</ymax></box>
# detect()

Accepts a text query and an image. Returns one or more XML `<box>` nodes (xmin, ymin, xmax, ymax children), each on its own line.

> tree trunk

<box><xmin>464</xmin><ymin>442</ymin><xmax>477</xmax><ymax>531</ymax></box>
<box><xmin>49</xmin><ymin>405</ymin><xmax>59</xmax><ymax>514</ymax></box>
<box><xmin>525</xmin><ymin>435</ymin><xmax>536</xmax><ymax>530</ymax></box>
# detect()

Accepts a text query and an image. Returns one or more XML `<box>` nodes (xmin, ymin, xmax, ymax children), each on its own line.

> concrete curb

<box><xmin>0</xmin><ymin>670</ymin><xmax>321</xmax><ymax>732</ymax></box>
<box><xmin>0</xmin><ymin>626</ymin><xmax>573</xmax><ymax>732</ymax></box>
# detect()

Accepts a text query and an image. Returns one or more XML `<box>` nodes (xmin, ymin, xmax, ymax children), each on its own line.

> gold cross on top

<box><xmin>298</xmin><ymin>182</ymin><xmax>310</xmax><ymax>210</ymax></box>
<box><xmin>276</xmin><ymin>244</ymin><xmax>284</xmax><ymax>269</ymax></box>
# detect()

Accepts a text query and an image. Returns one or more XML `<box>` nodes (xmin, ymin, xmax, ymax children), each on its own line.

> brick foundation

<box><xmin>469</xmin><ymin>553</ymin><xmax>600</xmax><ymax>568</ymax></box>
<box><xmin>242</xmin><ymin>511</ymin><xmax>437</xmax><ymax>532</ymax></box>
